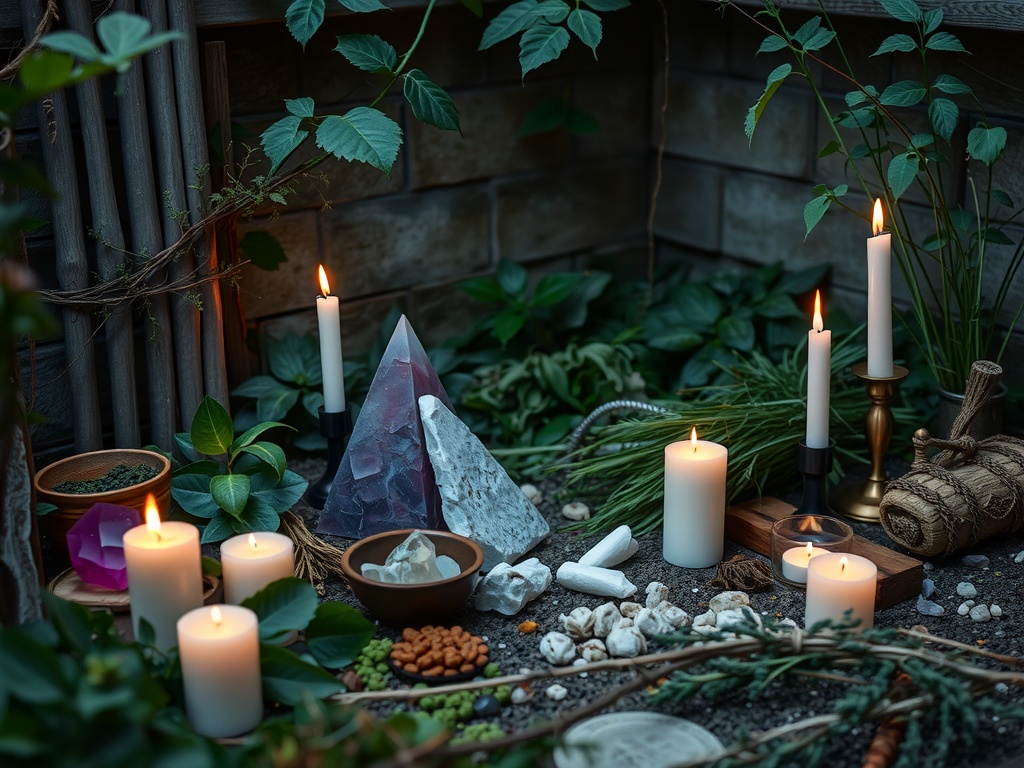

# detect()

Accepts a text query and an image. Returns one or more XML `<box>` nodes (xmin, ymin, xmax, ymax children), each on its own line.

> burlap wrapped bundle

<box><xmin>879</xmin><ymin>362</ymin><xmax>1024</xmax><ymax>557</ymax></box>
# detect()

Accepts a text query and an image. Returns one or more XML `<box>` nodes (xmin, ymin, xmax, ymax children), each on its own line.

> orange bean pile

<box><xmin>389</xmin><ymin>625</ymin><xmax>489</xmax><ymax>678</ymax></box>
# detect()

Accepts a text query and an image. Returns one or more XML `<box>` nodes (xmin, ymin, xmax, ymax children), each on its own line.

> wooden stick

<box><xmin>167</xmin><ymin>0</ymin><xmax>229</xmax><ymax>408</ymax></box>
<box><xmin>19</xmin><ymin>0</ymin><xmax>102</xmax><ymax>452</ymax></box>
<box><xmin>65</xmin><ymin>0</ymin><xmax>142</xmax><ymax>449</ymax></box>
<box><xmin>139</xmin><ymin>0</ymin><xmax>204</xmax><ymax>426</ymax></box>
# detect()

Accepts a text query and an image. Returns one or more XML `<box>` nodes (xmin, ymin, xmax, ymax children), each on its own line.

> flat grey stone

<box><xmin>921</xmin><ymin>578</ymin><xmax>936</xmax><ymax>599</ymax></box>
<box><xmin>419</xmin><ymin>395</ymin><xmax>549</xmax><ymax>570</ymax></box>
<box><xmin>956</xmin><ymin>581</ymin><xmax>978</xmax><ymax>599</ymax></box>
<box><xmin>916</xmin><ymin>596</ymin><xmax>945</xmax><ymax>617</ymax></box>
<box><xmin>962</xmin><ymin>555</ymin><xmax>990</xmax><ymax>569</ymax></box>
<box><xmin>970</xmin><ymin>604</ymin><xmax>992</xmax><ymax>622</ymax></box>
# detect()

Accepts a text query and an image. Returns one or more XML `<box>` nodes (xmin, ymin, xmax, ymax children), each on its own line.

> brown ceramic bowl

<box><xmin>340</xmin><ymin>529</ymin><xmax>484</xmax><ymax>626</ymax></box>
<box><xmin>34</xmin><ymin>449</ymin><xmax>172</xmax><ymax>564</ymax></box>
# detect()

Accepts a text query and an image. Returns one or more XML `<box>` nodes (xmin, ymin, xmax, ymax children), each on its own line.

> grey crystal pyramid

<box><xmin>419</xmin><ymin>394</ymin><xmax>550</xmax><ymax>570</ymax></box>
<box><xmin>317</xmin><ymin>316</ymin><xmax>454</xmax><ymax>538</ymax></box>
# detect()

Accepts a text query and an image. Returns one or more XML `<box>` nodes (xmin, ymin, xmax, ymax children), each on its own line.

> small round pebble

<box><xmin>991</xmin><ymin>604</ymin><xmax>1003</xmax><ymax>618</ymax></box>
<box><xmin>510</xmin><ymin>687</ymin><xmax>532</xmax><ymax>704</ymax></box>
<box><xmin>969</xmin><ymin>604</ymin><xmax>992</xmax><ymax>622</ymax></box>
<box><xmin>921</xmin><ymin>578</ymin><xmax>937</xmax><ymax>599</ymax></box>
<box><xmin>561</xmin><ymin>502</ymin><xmax>591</xmax><ymax>521</ymax></box>
<box><xmin>957</xmin><ymin>603</ymin><xmax>971</xmax><ymax>616</ymax></box>
<box><xmin>962</xmin><ymin>555</ymin><xmax>990</xmax><ymax>569</ymax></box>
<box><xmin>545</xmin><ymin>684</ymin><xmax>568</xmax><ymax>701</ymax></box>
<box><xmin>519</xmin><ymin>483</ymin><xmax>542</xmax><ymax>506</ymax></box>
<box><xmin>473</xmin><ymin>695</ymin><xmax>501</xmax><ymax>717</ymax></box>
<box><xmin>1014</xmin><ymin>551</ymin><xmax>1024</xmax><ymax>564</ymax></box>
<box><xmin>956</xmin><ymin>582</ymin><xmax>978</xmax><ymax>599</ymax></box>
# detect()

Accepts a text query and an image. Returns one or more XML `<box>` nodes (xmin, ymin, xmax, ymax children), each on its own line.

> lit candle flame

<box><xmin>812</xmin><ymin>290</ymin><xmax>823</xmax><ymax>333</ymax></box>
<box><xmin>145</xmin><ymin>494</ymin><xmax>162</xmax><ymax>542</ymax></box>
<box><xmin>805</xmin><ymin>542</ymin><xmax>814</xmax><ymax>559</ymax></box>
<box><xmin>318</xmin><ymin>264</ymin><xmax>331</xmax><ymax>297</ymax></box>
<box><xmin>248</xmin><ymin>533</ymin><xmax>258</xmax><ymax>551</ymax></box>
<box><xmin>690</xmin><ymin>426</ymin><xmax>698</xmax><ymax>452</ymax></box>
<box><xmin>211</xmin><ymin>606</ymin><xmax>222</xmax><ymax>626</ymax></box>
<box><xmin>872</xmin><ymin>198</ymin><xmax>885</xmax><ymax>236</ymax></box>
<box><xmin>840</xmin><ymin>555</ymin><xmax>849</xmax><ymax>572</ymax></box>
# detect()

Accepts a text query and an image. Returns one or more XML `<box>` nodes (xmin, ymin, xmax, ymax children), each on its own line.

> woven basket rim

<box><xmin>34</xmin><ymin>448</ymin><xmax>171</xmax><ymax>500</ymax></box>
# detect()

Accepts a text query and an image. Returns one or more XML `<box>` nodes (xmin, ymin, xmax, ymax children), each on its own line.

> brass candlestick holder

<box><xmin>837</xmin><ymin>362</ymin><xmax>909</xmax><ymax>523</ymax></box>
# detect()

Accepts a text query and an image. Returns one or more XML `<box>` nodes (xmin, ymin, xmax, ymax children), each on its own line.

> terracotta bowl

<box><xmin>34</xmin><ymin>449</ymin><xmax>172</xmax><ymax>564</ymax></box>
<box><xmin>340</xmin><ymin>529</ymin><xmax>484</xmax><ymax>626</ymax></box>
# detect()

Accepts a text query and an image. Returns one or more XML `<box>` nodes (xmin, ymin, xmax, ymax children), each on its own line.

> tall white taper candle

<box><xmin>316</xmin><ymin>264</ymin><xmax>346</xmax><ymax>412</ymax></box>
<box><xmin>806</xmin><ymin>290</ymin><xmax>832</xmax><ymax>449</ymax></box>
<box><xmin>867</xmin><ymin>198</ymin><xmax>894</xmax><ymax>378</ymax></box>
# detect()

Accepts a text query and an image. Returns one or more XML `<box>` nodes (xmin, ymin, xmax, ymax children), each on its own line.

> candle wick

<box><xmin>152</xmin><ymin>530</ymin><xmax>162</xmax><ymax>542</ymax></box>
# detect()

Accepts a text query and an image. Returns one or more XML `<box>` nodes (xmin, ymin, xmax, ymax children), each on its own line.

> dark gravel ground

<box><xmin>286</xmin><ymin>456</ymin><xmax>1024</xmax><ymax>768</ymax></box>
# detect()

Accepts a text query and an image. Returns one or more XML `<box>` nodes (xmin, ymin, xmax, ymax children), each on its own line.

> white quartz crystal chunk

<box><xmin>474</xmin><ymin>558</ymin><xmax>551</xmax><ymax>615</ymax></box>
<box><xmin>634</xmin><ymin>607</ymin><xmax>675</xmax><ymax>638</ymax></box>
<box><xmin>360</xmin><ymin>530</ymin><xmax>446</xmax><ymax>584</ymax></box>
<box><xmin>645</xmin><ymin>581</ymin><xmax>671</xmax><ymax>609</ymax></box>
<box><xmin>556</xmin><ymin>562</ymin><xmax>637</xmax><ymax>599</ymax></box>
<box><xmin>578</xmin><ymin>525</ymin><xmax>639</xmax><ymax>568</ymax></box>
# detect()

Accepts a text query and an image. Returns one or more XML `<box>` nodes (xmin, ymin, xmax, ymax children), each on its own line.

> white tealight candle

<box><xmin>221</xmin><ymin>532</ymin><xmax>296</xmax><ymax>604</ymax></box>
<box><xmin>867</xmin><ymin>198</ymin><xmax>894</xmax><ymax>378</ymax></box>
<box><xmin>806</xmin><ymin>290</ymin><xmax>832</xmax><ymax>449</ymax></box>
<box><xmin>663</xmin><ymin>427</ymin><xmax>729</xmax><ymax>568</ymax></box>
<box><xmin>122</xmin><ymin>495</ymin><xmax>204</xmax><ymax>651</ymax></box>
<box><xmin>805</xmin><ymin>553</ymin><xmax>877</xmax><ymax>630</ymax></box>
<box><xmin>781</xmin><ymin>541</ymin><xmax>828</xmax><ymax>584</ymax></box>
<box><xmin>177</xmin><ymin>604</ymin><xmax>263</xmax><ymax>738</ymax></box>
<box><xmin>316</xmin><ymin>264</ymin><xmax>346</xmax><ymax>412</ymax></box>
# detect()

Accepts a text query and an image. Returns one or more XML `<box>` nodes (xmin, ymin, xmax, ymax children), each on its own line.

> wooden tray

<box><xmin>49</xmin><ymin>569</ymin><xmax>221</xmax><ymax>611</ymax></box>
<box><xmin>725</xmin><ymin>497</ymin><xmax>923</xmax><ymax>610</ymax></box>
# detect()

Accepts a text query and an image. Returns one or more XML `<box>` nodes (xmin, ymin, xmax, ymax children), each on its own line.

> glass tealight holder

<box><xmin>771</xmin><ymin>515</ymin><xmax>854</xmax><ymax>590</ymax></box>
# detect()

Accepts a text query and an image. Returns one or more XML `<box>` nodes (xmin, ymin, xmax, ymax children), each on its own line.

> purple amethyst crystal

<box><xmin>317</xmin><ymin>315</ymin><xmax>454</xmax><ymax>539</ymax></box>
<box><xmin>67</xmin><ymin>503</ymin><xmax>141</xmax><ymax>590</ymax></box>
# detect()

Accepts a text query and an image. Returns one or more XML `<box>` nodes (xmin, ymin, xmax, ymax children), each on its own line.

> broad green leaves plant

<box><xmin>170</xmin><ymin>396</ymin><xmax>307</xmax><ymax>544</ymax></box>
<box><xmin>740</xmin><ymin>0</ymin><xmax>1024</xmax><ymax>392</ymax></box>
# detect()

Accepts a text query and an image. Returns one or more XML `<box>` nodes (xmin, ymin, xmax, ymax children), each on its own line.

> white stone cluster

<box><xmin>538</xmin><ymin>581</ymin><xmax>692</xmax><ymax>665</ymax></box>
<box><xmin>555</xmin><ymin>525</ymin><xmax>640</xmax><ymax>598</ymax></box>
<box><xmin>952</xmin><ymin>580</ymin><xmax>1004</xmax><ymax>622</ymax></box>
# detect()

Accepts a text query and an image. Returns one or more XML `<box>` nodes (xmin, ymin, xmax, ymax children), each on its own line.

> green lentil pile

<box><xmin>53</xmin><ymin>463</ymin><xmax>159</xmax><ymax>494</ymax></box>
<box><xmin>353</xmin><ymin>638</ymin><xmax>393</xmax><ymax>691</ymax></box>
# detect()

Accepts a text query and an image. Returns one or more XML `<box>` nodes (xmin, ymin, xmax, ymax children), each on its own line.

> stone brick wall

<box><xmin>655</xmin><ymin>3</ymin><xmax>1024</xmax><ymax>383</ymax></box>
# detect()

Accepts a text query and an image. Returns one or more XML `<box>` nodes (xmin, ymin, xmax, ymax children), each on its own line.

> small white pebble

<box><xmin>519</xmin><ymin>483</ymin><xmax>542</xmax><ymax>506</ymax></box>
<box><xmin>579</xmin><ymin>671</ymin><xmax>589</xmax><ymax>678</ymax></box>
<box><xmin>957</xmin><ymin>603</ymin><xmax>971</xmax><ymax>616</ymax></box>
<box><xmin>572</xmin><ymin>658</ymin><xmax>588</xmax><ymax>667</ymax></box>
<box><xmin>545</xmin><ymin>684</ymin><xmax>568</xmax><ymax>701</ymax></box>
<box><xmin>691</xmin><ymin>588</ymin><xmax>699</xmax><ymax>593</ymax></box>
<box><xmin>956</xmin><ymin>582</ymin><xmax>978</xmax><ymax>599</ymax></box>
<box><xmin>991</xmin><ymin>604</ymin><xmax>1003</xmax><ymax>618</ymax></box>
<box><xmin>561</xmin><ymin>502</ymin><xmax>591</xmax><ymax>521</ymax></box>
<box><xmin>996</xmin><ymin>682</ymin><xmax>1010</xmax><ymax>694</ymax></box>
<box><xmin>1014</xmin><ymin>551</ymin><xmax>1024</xmax><ymax>564</ymax></box>
<box><xmin>510</xmin><ymin>687</ymin><xmax>532</xmax><ymax>704</ymax></box>
<box><xmin>497</xmin><ymin>643</ymin><xmax>507</xmax><ymax>649</ymax></box>
<box><xmin>519</xmin><ymin>667</ymin><xmax>532</xmax><ymax>675</ymax></box>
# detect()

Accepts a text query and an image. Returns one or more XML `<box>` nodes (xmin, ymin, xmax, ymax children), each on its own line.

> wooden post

<box><xmin>65</xmin><ymin>0</ymin><xmax>142</xmax><ymax>448</ymax></box>
<box><xmin>19</xmin><ymin>0</ymin><xmax>102</xmax><ymax>452</ymax></box>
<box><xmin>139</xmin><ymin>0</ymin><xmax>204</xmax><ymax>425</ymax></box>
<box><xmin>167</xmin><ymin>0</ymin><xmax>230</xmax><ymax>409</ymax></box>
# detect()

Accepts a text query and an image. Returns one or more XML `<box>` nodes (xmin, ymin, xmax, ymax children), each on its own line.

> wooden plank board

<box><xmin>725</xmin><ymin>497</ymin><xmax>923</xmax><ymax>610</ymax></box>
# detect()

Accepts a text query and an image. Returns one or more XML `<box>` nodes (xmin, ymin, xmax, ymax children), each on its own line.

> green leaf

<box><xmin>717</xmin><ymin>315</ymin><xmax>756</xmax><ymax>351</ymax></box>
<box><xmin>879</xmin><ymin>80</ymin><xmax>926</xmax><ymax>107</ymax></box>
<box><xmin>519</xmin><ymin>25</ymin><xmax>570</xmax><ymax>78</ymax></box>
<box><xmin>286</xmin><ymin>0</ymin><xmax>326</xmax><ymax>47</ymax></box>
<box><xmin>566</xmin><ymin>107</ymin><xmax>600</xmax><ymax>135</ymax></box>
<box><xmin>673</xmin><ymin>283</ymin><xmax>723</xmax><ymax>330</ymax></box>
<box><xmin>201</xmin><ymin>556</ymin><xmax>223</xmax><ymax>577</ymax></box>
<box><xmin>0</xmin><ymin>634</ymin><xmax>66</xmax><ymax>705</ymax></box>
<box><xmin>801</xmin><ymin>28</ymin><xmax>835</xmax><ymax>52</ymax></box>
<box><xmin>257</xmin><ymin>388</ymin><xmax>301</xmax><ymax>423</ymax></box>
<box><xmin>267</xmin><ymin>338</ymin><xmax>307</xmax><ymax>383</ymax></box>
<box><xmin>285</xmin><ymin>97</ymin><xmax>315</xmax><ymax>118</ymax></box>
<box><xmin>190</xmin><ymin>396</ymin><xmax>234</xmax><ymax>456</ymax></box>
<box><xmin>315</xmin><ymin>106</ymin><xmax>402</xmax><ymax>175</ymax></box>
<box><xmin>923</xmin><ymin>7</ymin><xmax>943</xmax><ymax>33</ymax></box>
<box><xmin>250</xmin><ymin>469</ymin><xmax>309</xmax><ymax>514</ymax></box>
<box><xmin>17</xmin><ymin>51</ymin><xmax>74</xmax><ymax>95</ymax></box>
<box><xmin>172</xmin><ymin>472</ymin><xmax>220</xmax><ymax>518</ymax></box>
<box><xmin>648</xmin><ymin>327</ymin><xmax>703</xmax><ymax>352</ymax></box>
<box><xmin>201</xmin><ymin>511</ymin><xmax>238</xmax><ymax>544</ymax></box>
<box><xmin>532</xmin><ymin>273</ymin><xmax>581</xmax><ymax>306</ymax></box>
<box><xmin>494</xmin><ymin>307</ymin><xmax>527</xmax><ymax>345</ymax></box>
<box><xmin>238</xmin><ymin>442</ymin><xmax>287</xmax><ymax>481</ymax></box>
<box><xmin>949</xmin><ymin>206</ymin><xmax>972</xmax><ymax>232</ymax></box>
<box><xmin>754</xmin><ymin>293</ymin><xmax>802</xmax><ymax>319</ymax></box>
<box><xmin>982</xmin><ymin>227</ymin><xmax>1014</xmax><ymax>245</ymax></box>
<box><xmin>774</xmin><ymin>264</ymin><xmax>829</xmax><ymax>295</ymax></box>
<box><xmin>260</xmin><ymin>644</ymin><xmax>342</xmax><ymax>705</ymax></box>
<box><xmin>581</xmin><ymin>0</ymin><xmax>629</xmax><ymax>8</ymax></box>
<box><xmin>232</xmin><ymin>375</ymin><xmax>286</xmax><ymax>399</ymax></box>
<box><xmin>480</xmin><ymin>0</ymin><xmax>539</xmax><ymax>50</ymax></box>
<box><xmin>803</xmin><ymin>195</ymin><xmax>831</xmax><ymax>238</ymax></box>
<box><xmin>887</xmin><ymin>152</ymin><xmax>920</xmax><ymax>201</ymax></box>
<box><xmin>929</xmin><ymin>97</ymin><xmax>958</xmax><ymax>142</ymax></box>
<box><xmin>173</xmin><ymin>432</ymin><xmax>202</xmax><ymax>463</ymax></box>
<box><xmin>744</xmin><ymin>64</ymin><xmax>791</xmax><ymax>144</ymax></box>
<box><xmin>878</xmin><ymin>0</ymin><xmax>922</xmax><ymax>23</ymax></box>
<box><xmin>460</xmin><ymin>277</ymin><xmax>507</xmax><ymax>303</ymax></box>
<box><xmin>38</xmin><ymin>31</ymin><xmax>101</xmax><ymax>61</ymax></box>
<box><xmin>302</xmin><ymin>390</ymin><xmax>325</xmax><ymax>419</ymax></box>
<box><xmin>232</xmin><ymin>420</ymin><xmax>294</xmax><ymax>453</ymax></box>
<box><xmin>239</xmin><ymin>230</ymin><xmax>287</xmax><ymax>271</ymax></box>
<box><xmin>967</xmin><ymin>125</ymin><xmax>1006</xmax><ymax>166</ymax></box>
<box><xmin>567</xmin><ymin>9</ymin><xmax>602</xmax><ymax>56</ymax></box>
<box><xmin>925</xmin><ymin>31</ymin><xmax>966</xmax><ymax>52</ymax></box>
<box><xmin>460</xmin><ymin>0</ymin><xmax>484</xmax><ymax>17</ymax></box>
<box><xmin>518</xmin><ymin>96</ymin><xmax>568</xmax><ymax>136</ymax></box>
<box><xmin>241</xmin><ymin>493</ymin><xmax>285</xmax><ymax>532</ymax></box>
<box><xmin>871</xmin><ymin>33</ymin><xmax>917</xmax><ymax>56</ymax></box>
<box><xmin>992</xmin><ymin>189</ymin><xmax>1014</xmax><ymax>207</ymax></box>
<box><xmin>337</xmin><ymin>0</ymin><xmax>388</xmax><ymax>11</ymax></box>
<box><xmin>530</xmin><ymin>0</ymin><xmax>570</xmax><ymax>23</ymax></box>
<box><xmin>758</xmin><ymin>34</ymin><xmax>787</xmax><ymax>54</ymax></box>
<box><xmin>403</xmin><ymin>69</ymin><xmax>460</xmax><ymax>132</ymax></box>
<box><xmin>261</xmin><ymin>115</ymin><xmax>309</xmax><ymax>173</ymax></box>
<box><xmin>242</xmin><ymin>577</ymin><xmax>319</xmax><ymax>642</ymax></box>
<box><xmin>304</xmin><ymin>602</ymin><xmax>376</xmax><ymax>668</ymax></box>
<box><xmin>211</xmin><ymin>474</ymin><xmax>251</xmax><ymax>518</ymax></box>
<box><xmin>497</xmin><ymin>258</ymin><xmax>528</xmax><ymax>296</ymax></box>
<box><xmin>932</xmin><ymin>73</ymin><xmax>972</xmax><ymax>95</ymax></box>
<box><xmin>334</xmin><ymin>34</ymin><xmax>397</xmax><ymax>73</ymax></box>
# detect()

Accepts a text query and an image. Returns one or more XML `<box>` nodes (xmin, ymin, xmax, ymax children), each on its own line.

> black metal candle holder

<box><xmin>793</xmin><ymin>439</ymin><xmax>836</xmax><ymax>517</ymax></box>
<box><xmin>305</xmin><ymin>406</ymin><xmax>352</xmax><ymax>510</ymax></box>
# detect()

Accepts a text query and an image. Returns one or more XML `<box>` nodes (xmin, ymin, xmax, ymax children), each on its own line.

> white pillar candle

<box><xmin>780</xmin><ymin>541</ymin><xmax>828</xmax><ymax>584</ymax></box>
<box><xmin>663</xmin><ymin>427</ymin><xmax>729</xmax><ymax>568</ymax></box>
<box><xmin>805</xmin><ymin>553</ymin><xmax>877</xmax><ymax>630</ymax></box>
<box><xmin>122</xmin><ymin>496</ymin><xmax>204</xmax><ymax>652</ymax></box>
<box><xmin>316</xmin><ymin>264</ymin><xmax>346</xmax><ymax>412</ymax></box>
<box><xmin>221</xmin><ymin>532</ymin><xmax>295</xmax><ymax>604</ymax></box>
<box><xmin>867</xmin><ymin>198</ymin><xmax>894</xmax><ymax>378</ymax></box>
<box><xmin>177</xmin><ymin>604</ymin><xmax>263</xmax><ymax>738</ymax></box>
<box><xmin>806</xmin><ymin>290</ymin><xmax>832</xmax><ymax>449</ymax></box>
